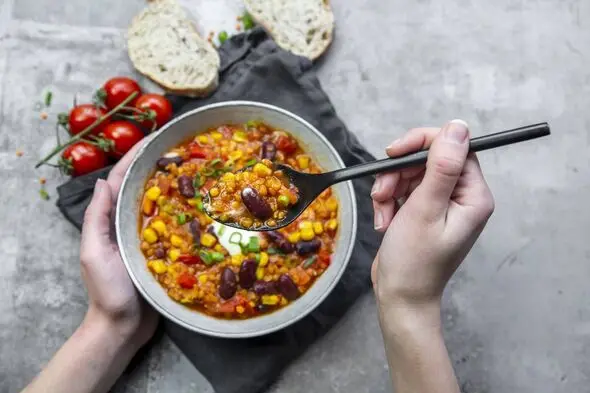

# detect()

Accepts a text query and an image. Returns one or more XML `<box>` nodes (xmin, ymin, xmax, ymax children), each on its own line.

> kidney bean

<box><xmin>266</xmin><ymin>231</ymin><xmax>294</xmax><ymax>253</ymax></box>
<box><xmin>156</xmin><ymin>155</ymin><xmax>183</xmax><ymax>170</ymax></box>
<box><xmin>253</xmin><ymin>280</ymin><xmax>278</xmax><ymax>295</ymax></box>
<box><xmin>261</xmin><ymin>141</ymin><xmax>277</xmax><ymax>160</ymax></box>
<box><xmin>219</xmin><ymin>267</ymin><xmax>237</xmax><ymax>300</ymax></box>
<box><xmin>154</xmin><ymin>247</ymin><xmax>166</xmax><ymax>259</ymax></box>
<box><xmin>241</xmin><ymin>187</ymin><xmax>273</xmax><ymax>219</ymax></box>
<box><xmin>295</xmin><ymin>239</ymin><xmax>321</xmax><ymax>256</ymax></box>
<box><xmin>278</xmin><ymin>274</ymin><xmax>299</xmax><ymax>300</ymax></box>
<box><xmin>239</xmin><ymin>259</ymin><xmax>257</xmax><ymax>289</ymax></box>
<box><xmin>177</xmin><ymin>175</ymin><xmax>195</xmax><ymax>198</ymax></box>
<box><xmin>206</xmin><ymin>225</ymin><xmax>218</xmax><ymax>237</ymax></box>
<box><xmin>189</xmin><ymin>219</ymin><xmax>200</xmax><ymax>242</ymax></box>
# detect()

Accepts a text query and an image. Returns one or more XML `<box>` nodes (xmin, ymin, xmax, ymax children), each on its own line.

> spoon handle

<box><xmin>326</xmin><ymin>122</ymin><xmax>550</xmax><ymax>184</ymax></box>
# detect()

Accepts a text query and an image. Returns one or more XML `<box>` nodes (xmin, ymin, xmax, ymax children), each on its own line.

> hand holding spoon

<box><xmin>203</xmin><ymin>122</ymin><xmax>550</xmax><ymax>231</ymax></box>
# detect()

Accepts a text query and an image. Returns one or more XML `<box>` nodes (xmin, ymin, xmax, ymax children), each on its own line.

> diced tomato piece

<box><xmin>217</xmin><ymin>301</ymin><xmax>236</xmax><ymax>313</ymax></box>
<box><xmin>177</xmin><ymin>272</ymin><xmax>197</xmax><ymax>289</ymax></box>
<box><xmin>158</xmin><ymin>177</ymin><xmax>171</xmax><ymax>195</ymax></box>
<box><xmin>178</xmin><ymin>255</ymin><xmax>202</xmax><ymax>265</ymax></box>
<box><xmin>318</xmin><ymin>250</ymin><xmax>331</xmax><ymax>265</ymax></box>
<box><xmin>189</xmin><ymin>144</ymin><xmax>208</xmax><ymax>159</ymax></box>
<box><xmin>276</xmin><ymin>136</ymin><xmax>297</xmax><ymax>154</ymax></box>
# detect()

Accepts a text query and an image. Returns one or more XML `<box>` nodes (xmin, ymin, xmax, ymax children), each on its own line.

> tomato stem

<box><xmin>35</xmin><ymin>91</ymin><xmax>139</xmax><ymax>168</ymax></box>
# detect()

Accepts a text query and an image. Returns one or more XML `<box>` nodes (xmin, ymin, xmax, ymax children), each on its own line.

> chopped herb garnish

<box><xmin>196</xmin><ymin>199</ymin><xmax>204</xmax><ymax>212</ymax></box>
<box><xmin>193</xmin><ymin>173</ymin><xmax>204</xmax><ymax>188</ymax></box>
<box><xmin>303</xmin><ymin>256</ymin><xmax>317</xmax><ymax>268</ymax></box>
<box><xmin>218</xmin><ymin>30</ymin><xmax>229</xmax><ymax>44</ymax></box>
<box><xmin>211</xmin><ymin>252</ymin><xmax>225</xmax><ymax>262</ymax></box>
<box><xmin>247</xmin><ymin>236</ymin><xmax>260</xmax><ymax>253</ymax></box>
<box><xmin>39</xmin><ymin>188</ymin><xmax>50</xmax><ymax>201</ymax></box>
<box><xmin>199</xmin><ymin>250</ymin><xmax>214</xmax><ymax>265</ymax></box>
<box><xmin>177</xmin><ymin>213</ymin><xmax>186</xmax><ymax>225</ymax></box>
<box><xmin>209</xmin><ymin>158</ymin><xmax>223</xmax><ymax>167</ymax></box>
<box><xmin>255</xmin><ymin>253</ymin><xmax>261</xmax><ymax>263</ymax></box>
<box><xmin>242</xmin><ymin>12</ymin><xmax>255</xmax><ymax>30</ymax></box>
<box><xmin>218</xmin><ymin>225</ymin><xmax>226</xmax><ymax>236</ymax></box>
<box><xmin>44</xmin><ymin>91</ymin><xmax>53</xmax><ymax>107</ymax></box>
<box><xmin>158</xmin><ymin>64</ymin><xmax>167</xmax><ymax>72</ymax></box>
<box><xmin>245</xmin><ymin>120</ymin><xmax>259</xmax><ymax>129</ymax></box>
<box><xmin>267</xmin><ymin>247</ymin><xmax>278</xmax><ymax>255</ymax></box>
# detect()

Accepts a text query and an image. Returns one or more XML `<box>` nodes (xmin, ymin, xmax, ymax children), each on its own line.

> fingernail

<box><xmin>374</xmin><ymin>210</ymin><xmax>383</xmax><ymax>230</ymax></box>
<box><xmin>444</xmin><ymin>119</ymin><xmax>469</xmax><ymax>144</ymax></box>
<box><xmin>371</xmin><ymin>176</ymin><xmax>382</xmax><ymax>197</ymax></box>
<box><xmin>386</xmin><ymin>138</ymin><xmax>402</xmax><ymax>150</ymax></box>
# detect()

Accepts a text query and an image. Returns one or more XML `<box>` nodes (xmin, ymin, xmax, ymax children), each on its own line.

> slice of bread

<box><xmin>128</xmin><ymin>0</ymin><xmax>220</xmax><ymax>97</ymax></box>
<box><xmin>244</xmin><ymin>0</ymin><xmax>334</xmax><ymax>60</ymax></box>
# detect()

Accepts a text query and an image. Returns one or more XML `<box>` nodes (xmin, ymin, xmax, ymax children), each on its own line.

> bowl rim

<box><xmin>115</xmin><ymin>100</ymin><xmax>358</xmax><ymax>338</ymax></box>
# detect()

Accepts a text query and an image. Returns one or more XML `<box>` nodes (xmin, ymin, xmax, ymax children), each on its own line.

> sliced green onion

<box><xmin>229</xmin><ymin>232</ymin><xmax>243</xmax><ymax>245</ymax></box>
<box><xmin>242</xmin><ymin>12</ymin><xmax>255</xmax><ymax>30</ymax></box>
<box><xmin>255</xmin><ymin>253</ymin><xmax>261</xmax><ymax>263</ymax></box>
<box><xmin>177</xmin><ymin>213</ymin><xmax>186</xmax><ymax>225</ymax></box>
<box><xmin>199</xmin><ymin>250</ymin><xmax>214</xmax><ymax>265</ymax></box>
<box><xmin>218</xmin><ymin>30</ymin><xmax>229</xmax><ymax>44</ymax></box>
<box><xmin>211</xmin><ymin>252</ymin><xmax>225</xmax><ymax>262</ymax></box>
<box><xmin>247</xmin><ymin>236</ymin><xmax>260</xmax><ymax>253</ymax></box>
<box><xmin>303</xmin><ymin>256</ymin><xmax>317</xmax><ymax>268</ymax></box>
<box><xmin>209</xmin><ymin>158</ymin><xmax>223</xmax><ymax>167</ymax></box>
<box><xmin>244</xmin><ymin>158</ymin><xmax>257</xmax><ymax>167</ymax></box>
<box><xmin>201</xmin><ymin>167</ymin><xmax>215</xmax><ymax>177</ymax></box>
<box><xmin>39</xmin><ymin>188</ymin><xmax>50</xmax><ymax>201</ymax></box>
<box><xmin>245</xmin><ymin>120</ymin><xmax>259</xmax><ymax>129</ymax></box>
<box><xmin>193</xmin><ymin>173</ymin><xmax>204</xmax><ymax>188</ymax></box>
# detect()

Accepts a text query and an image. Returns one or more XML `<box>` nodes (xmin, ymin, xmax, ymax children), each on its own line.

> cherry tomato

<box><xmin>177</xmin><ymin>272</ymin><xmax>197</xmax><ymax>289</ymax></box>
<box><xmin>188</xmin><ymin>144</ymin><xmax>208</xmax><ymax>159</ymax></box>
<box><xmin>102</xmin><ymin>77</ymin><xmax>141</xmax><ymax>109</ymax></box>
<box><xmin>276</xmin><ymin>135</ymin><xmax>297</xmax><ymax>154</ymax></box>
<box><xmin>62</xmin><ymin>141</ymin><xmax>108</xmax><ymax>177</ymax></box>
<box><xmin>135</xmin><ymin>94</ymin><xmax>173</xmax><ymax>129</ymax></box>
<box><xmin>69</xmin><ymin>104</ymin><xmax>110</xmax><ymax>136</ymax></box>
<box><xmin>102</xmin><ymin>121</ymin><xmax>144</xmax><ymax>159</ymax></box>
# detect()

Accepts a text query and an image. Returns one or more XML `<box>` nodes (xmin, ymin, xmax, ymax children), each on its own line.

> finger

<box><xmin>385</xmin><ymin>127</ymin><xmax>440</xmax><ymax>157</ymax></box>
<box><xmin>371</xmin><ymin>172</ymin><xmax>400</xmax><ymax>202</ymax></box>
<box><xmin>373</xmin><ymin>199</ymin><xmax>396</xmax><ymax>232</ymax></box>
<box><xmin>410</xmin><ymin>120</ymin><xmax>470</xmax><ymax>221</ymax></box>
<box><xmin>107</xmin><ymin>138</ymin><xmax>148</xmax><ymax>200</ymax></box>
<box><xmin>452</xmin><ymin>153</ymin><xmax>495</xmax><ymax>219</ymax></box>
<box><xmin>81</xmin><ymin>179</ymin><xmax>113</xmax><ymax>255</ymax></box>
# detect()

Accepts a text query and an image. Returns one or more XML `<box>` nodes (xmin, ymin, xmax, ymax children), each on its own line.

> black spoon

<box><xmin>204</xmin><ymin>122</ymin><xmax>550</xmax><ymax>231</ymax></box>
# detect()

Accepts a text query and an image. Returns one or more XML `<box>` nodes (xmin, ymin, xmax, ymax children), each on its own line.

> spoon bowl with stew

<box><xmin>204</xmin><ymin>122</ymin><xmax>550</xmax><ymax>231</ymax></box>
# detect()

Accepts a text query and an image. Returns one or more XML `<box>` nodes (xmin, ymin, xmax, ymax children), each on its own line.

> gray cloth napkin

<box><xmin>56</xmin><ymin>28</ymin><xmax>381</xmax><ymax>393</ymax></box>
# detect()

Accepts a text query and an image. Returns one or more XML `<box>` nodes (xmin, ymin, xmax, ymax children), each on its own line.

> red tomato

<box><xmin>178</xmin><ymin>255</ymin><xmax>202</xmax><ymax>265</ymax></box>
<box><xmin>69</xmin><ymin>104</ymin><xmax>110</xmax><ymax>136</ymax></box>
<box><xmin>135</xmin><ymin>94</ymin><xmax>173</xmax><ymax>129</ymax></box>
<box><xmin>102</xmin><ymin>77</ymin><xmax>141</xmax><ymax>109</ymax></box>
<box><xmin>62</xmin><ymin>141</ymin><xmax>108</xmax><ymax>177</ymax></box>
<box><xmin>276</xmin><ymin>135</ymin><xmax>297</xmax><ymax>154</ymax></box>
<box><xmin>102</xmin><ymin>121</ymin><xmax>144</xmax><ymax>159</ymax></box>
<box><xmin>189</xmin><ymin>144</ymin><xmax>208</xmax><ymax>159</ymax></box>
<box><xmin>177</xmin><ymin>272</ymin><xmax>197</xmax><ymax>289</ymax></box>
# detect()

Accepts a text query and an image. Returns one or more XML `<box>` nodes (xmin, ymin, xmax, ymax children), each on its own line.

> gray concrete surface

<box><xmin>1</xmin><ymin>0</ymin><xmax>588</xmax><ymax>392</ymax></box>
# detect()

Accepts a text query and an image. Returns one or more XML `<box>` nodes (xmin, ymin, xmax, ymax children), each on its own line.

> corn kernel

<box><xmin>168</xmin><ymin>248</ymin><xmax>181</xmax><ymax>262</ymax></box>
<box><xmin>287</xmin><ymin>232</ymin><xmax>301</xmax><ymax>243</ymax></box>
<box><xmin>187</xmin><ymin>198</ymin><xmax>199</xmax><ymax>207</ymax></box>
<box><xmin>232</xmin><ymin>131</ymin><xmax>247</xmax><ymax>142</ymax></box>
<box><xmin>280</xmin><ymin>297</ymin><xmax>288</xmax><ymax>306</ymax></box>
<box><xmin>325</xmin><ymin>219</ymin><xmax>338</xmax><ymax>232</ymax></box>
<box><xmin>214</xmin><ymin>244</ymin><xmax>224</xmax><ymax>252</ymax></box>
<box><xmin>221</xmin><ymin>172</ymin><xmax>236</xmax><ymax>182</ymax></box>
<box><xmin>197</xmin><ymin>135</ymin><xmax>209</xmax><ymax>144</ymax></box>
<box><xmin>236</xmin><ymin>305</ymin><xmax>245</xmax><ymax>314</ymax></box>
<box><xmin>200</xmin><ymin>233</ymin><xmax>217</xmax><ymax>247</ymax></box>
<box><xmin>300</xmin><ymin>228</ymin><xmax>315</xmax><ymax>241</ymax></box>
<box><xmin>148</xmin><ymin>259</ymin><xmax>168</xmax><ymax>274</ymax></box>
<box><xmin>156</xmin><ymin>195</ymin><xmax>167</xmax><ymax>206</ymax></box>
<box><xmin>211</xmin><ymin>131</ymin><xmax>223</xmax><ymax>140</ymax></box>
<box><xmin>143</xmin><ymin>228</ymin><xmax>158</xmax><ymax>244</ymax></box>
<box><xmin>296</xmin><ymin>155</ymin><xmax>310</xmax><ymax>169</ymax></box>
<box><xmin>253</xmin><ymin>163</ymin><xmax>272</xmax><ymax>177</ymax></box>
<box><xmin>259</xmin><ymin>252</ymin><xmax>269</xmax><ymax>266</ymax></box>
<box><xmin>198</xmin><ymin>275</ymin><xmax>208</xmax><ymax>283</ymax></box>
<box><xmin>151</xmin><ymin>220</ymin><xmax>167</xmax><ymax>235</ymax></box>
<box><xmin>142</xmin><ymin>198</ymin><xmax>154</xmax><ymax>215</ymax></box>
<box><xmin>229</xmin><ymin>150</ymin><xmax>243</xmax><ymax>160</ymax></box>
<box><xmin>145</xmin><ymin>186</ymin><xmax>161</xmax><ymax>201</ymax></box>
<box><xmin>170</xmin><ymin>234</ymin><xmax>184</xmax><ymax>247</ymax></box>
<box><xmin>256</xmin><ymin>267</ymin><xmax>265</xmax><ymax>280</ymax></box>
<box><xmin>299</xmin><ymin>221</ymin><xmax>313</xmax><ymax>231</ymax></box>
<box><xmin>326</xmin><ymin>197</ymin><xmax>338</xmax><ymax>212</ymax></box>
<box><xmin>231</xmin><ymin>254</ymin><xmax>244</xmax><ymax>266</ymax></box>
<box><xmin>261</xmin><ymin>295</ymin><xmax>279</xmax><ymax>305</ymax></box>
<box><xmin>313</xmin><ymin>221</ymin><xmax>324</xmax><ymax>235</ymax></box>
<box><xmin>209</xmin><ymin>187</ymin><xmax>220</xmax><ymax>197</ymax></box>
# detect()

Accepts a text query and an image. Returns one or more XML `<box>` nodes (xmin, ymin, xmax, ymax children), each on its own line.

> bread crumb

<box><xmin>40</xmin><ymin>112</ymin><xmax>48</xmax><ymax>120</ymax></box>
<box><xmin>16</xmin><ymin>149</ymin><xmax>23</xmax><ymax>157</ymax></box>
<box><xmin>39</xmin><ymin>177</ymin><xmax>47</xmax><ymax>185</ymax></box>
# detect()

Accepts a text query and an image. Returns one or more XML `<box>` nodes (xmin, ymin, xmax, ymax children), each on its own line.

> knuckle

<box><xmin>431</xmin><ymin>155</ymin><xmax>464</xmax><ymax>179</ymax></box>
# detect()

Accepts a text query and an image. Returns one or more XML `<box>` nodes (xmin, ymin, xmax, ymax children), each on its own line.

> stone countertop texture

<box><xmin>1</xmin><ymin>0</ymin><xmax>589</xmax><ymax>392</ymax></box>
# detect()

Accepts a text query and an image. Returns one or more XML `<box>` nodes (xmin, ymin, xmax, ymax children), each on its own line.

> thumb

<box><xmin>412</xmin><ymin>120</ymin><xmax>470</xmax><ymax>220</ymax></box>
<box><xmin>81</xmin><ymin>179</ymin><xmax>113</xmax><ymax>251</ymax></box>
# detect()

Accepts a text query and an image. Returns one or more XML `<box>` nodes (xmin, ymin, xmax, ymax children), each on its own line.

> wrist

<box><xmin>377</xmin><ymin>296</ymin><xmax>442</xmax><ymax>338</ymax></box>
<box><xmin>81</xmin><ymin>306</ymin><xmax>143</xmax><ymax>354</ymax></box>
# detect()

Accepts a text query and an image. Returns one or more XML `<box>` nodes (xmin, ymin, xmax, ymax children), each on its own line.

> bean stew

<box><xmin>139</xmin><ymin>121</ymin><xmax>340</xmax><ymax>319</ymax></box>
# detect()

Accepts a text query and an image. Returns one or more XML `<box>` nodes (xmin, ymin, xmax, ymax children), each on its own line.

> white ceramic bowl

<box><xmin>116</xmin><ymin>101</ymin><xmax>357</xmax><ymax>338</ymax></box>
